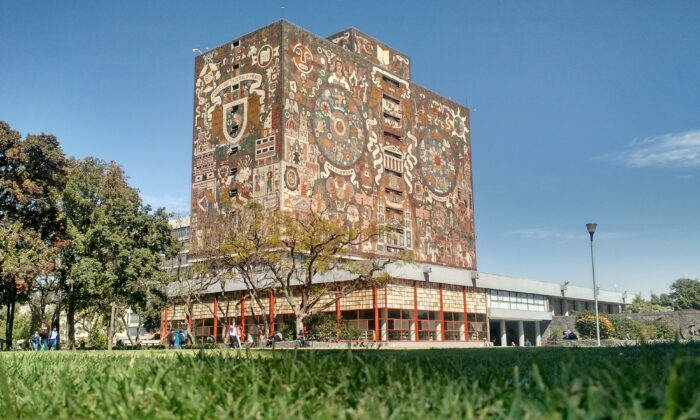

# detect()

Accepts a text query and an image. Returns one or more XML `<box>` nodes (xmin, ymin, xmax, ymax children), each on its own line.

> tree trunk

<box><xmin>5</xmin><ymin>300</ymin><xmax>16</xmax><ymax>350</ymax></box>
<box><xmin>51</xmin><ymin>291</ymin><xmax>62</xmax><ymax>350</ymax></box>
<box><xmin>295</xmin><ymin>314</ymin><xmax>305</xmax><ymax>339</ymax></box>
<box><xmin>136</xmin><ymin>320</ymin><xmax>142</xmax><ymax>346</ymax></box>
<box><xmin>107</xmin><ymin>301</ymin><xmax>116</xmax><ymax>350</ymax></box>
<box><xmin>183</xmin><ymin>302</ymin><xmax>196</xmax><ymax>345</ymax></box>
<box><xmin>66</xmin><ymin>302</ymin><xmax>76</xmax><ymax>349</ymax></box>
<box><xmin>122</xmin><ymin>314</ymin><xmax>134</xmax><ymax>345</ymax></box>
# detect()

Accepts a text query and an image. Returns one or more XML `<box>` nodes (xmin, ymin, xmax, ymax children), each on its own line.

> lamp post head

<box><xmin>586</xmin><ymin>223</ymin><xmax>597</xmax><ymax>240</ymax></box>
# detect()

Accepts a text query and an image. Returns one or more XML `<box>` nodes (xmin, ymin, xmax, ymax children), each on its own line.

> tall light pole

<box><xmin>586</xmin><ymin>223</ymin><xmax>601</xmax><ymax>346</ymax></box>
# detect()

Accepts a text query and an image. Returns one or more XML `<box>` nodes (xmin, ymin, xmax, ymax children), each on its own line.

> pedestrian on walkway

<box><xmin>229</xmin><ymin>322</ymin><xmax>242</xmax><ymax>348</ymax></box>
<box><xmin>49</xmin><ymin>328</ymin><xmax>59</xmax><ymax>350</ymax></box>
<box><xmin>39</xmin><ymin>322</ymin><xmax>49</xmax><ymax>351</ymax></box>
<box><xmin>174</xmin><ymin>329</ymin><xmax>182</xmax><ymax>350</ymax></box>
<box><xmin>30</xmin><ymin>331</ymin><xmax>40</xmax><ymax>351</ymax></box>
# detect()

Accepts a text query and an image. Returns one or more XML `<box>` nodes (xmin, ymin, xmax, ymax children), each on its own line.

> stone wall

<box><xmin>543</xmin><ymin>310</ymin><xmax>700</xmax><ymax>342</ymax></box>
<box><xmin>190</xmin><ymin>20</ymin><xmax>476</xmax><ymax>269</ymax></box>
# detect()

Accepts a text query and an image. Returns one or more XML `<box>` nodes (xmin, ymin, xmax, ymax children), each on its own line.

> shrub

<box><xmin>610</xmin><ymin>317</ymin><xmax>638</xmax><ymax>340</ymax></box>
<box><xmin>306</xmin><ymin>313</ymin><xmax>338</xmax><ymax>341</ymax></box>
<box><xmin>609</xmin><ymin>316</ymin><xmax>676</xmax><ymax>341</ymax></box>
<box><xmin>575</xmin><ymin>314</ymin><xmax>614</xmax><ymax>339</ymax></box>
<box><xmin>653</xmin><ymin>320</ymin><xmax>676</xmax><ymax>340</ymax></box>
<box><xmin>339</xmin><ymin>322</ymin><xmax>362</xmax><ymax>340</ymax></box>
<box><xmin>88</xmin><ymin>328</ymin><xmax>107</xmax><ymax>350</ymax></box>
<box><xmin>277</xmin><ymin>317</ymin><xmax>297</xmax><ymax>341</ymax></box>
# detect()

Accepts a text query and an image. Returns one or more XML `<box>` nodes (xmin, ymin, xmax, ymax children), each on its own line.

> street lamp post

<box><xmin>586</xmin><ymin>223</ymin><xmax>601</xmax><ymax>346</ymax></box>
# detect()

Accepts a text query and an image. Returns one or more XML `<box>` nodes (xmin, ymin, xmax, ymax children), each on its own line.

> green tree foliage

<box><xmin>610</xmin><ymin>316</ymin><xmax>676</xmax><ymax>341</ymax></box>
<box><xmin>668</xmin><ymin>278</ymin><xmax>700</xmax><ymax>310</ymax></box>
<box><xmin>59</xmin><ymin>157</ymin><xmax>178</xmax><ymax>348</ymax></box>
<box><xmin>626</xmin><ymin>293</ymin><xmax>673</xmax><ymax>313</ymax></box>
<box><xmin>0</xmin><ymin>121</ymin><xmax>66</xmax><ymax>348</ymax></box>
<box><xmin>575</xmin><ymin>313</ymin><xmax>614</xmax><ymax>339</ymax></box>
<box><xmin>627</xmin><ymin>279</ymin><xmax>700</xmax><ymax>313</ymax></box>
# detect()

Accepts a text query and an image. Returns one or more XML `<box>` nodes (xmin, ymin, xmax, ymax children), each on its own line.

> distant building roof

<box><xmin>169</xmin><ymin>215</ymin><xmax>190</xmax><ymax>229</ymax></box>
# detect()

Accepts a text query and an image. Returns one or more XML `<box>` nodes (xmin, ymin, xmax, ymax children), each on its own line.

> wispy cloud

<box><xmin>510</xmin><ymin>228</ymin><xmax>581</xmax><ymax>241</ymax></box>
<box><xmin>141</xmin><ymin>194</ymin><xmax>190</xmax><ymax>215</ymax></box>
<box><xmin>509</xmin><ymin>228</ymin><xmax>648</xmax><ymax>242</ymax></box>
<box><xmin>677</xmin><ymin>174</ymin><xmax>694</xmax><ymax>180</ymax></box>
<box><xmin>602</xmin><ymin>129</ymin><xmax>700</xmax><ymax>168</ymax></box>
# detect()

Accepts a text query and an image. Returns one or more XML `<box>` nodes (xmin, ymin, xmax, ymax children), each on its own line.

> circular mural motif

<box><xmin>418</xmin><ymin>131</ymin><xmax>458</xmax><ymax>196</ymax></box>
<box><xmin>284</xmin><ymin>166</ymin><xmax>299</xmax><ymax>191</ymax></box>
<box><xmin>313</xmin><ymin>87</ymin><xmax>365</xmax><ymax>169</ymax></box>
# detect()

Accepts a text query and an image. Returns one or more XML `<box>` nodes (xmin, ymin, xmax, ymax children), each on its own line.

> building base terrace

<box><xmin>163</xmin><ymin>264</ymin><xmax>628</xmax><ymax>348</ymax></box>
<box><xmin>164</xmin><ymin>264</ymin><xmax>490</xmax><ymax>346</ymax></box>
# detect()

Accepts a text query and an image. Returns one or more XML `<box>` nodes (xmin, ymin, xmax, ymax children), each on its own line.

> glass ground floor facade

<box><xmin>163</xmin><ymin>279</ymin><xmax>489</xmax><ymax>344</ymax></box>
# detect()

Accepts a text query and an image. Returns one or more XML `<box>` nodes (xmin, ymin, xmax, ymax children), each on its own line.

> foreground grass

<box><xmin>1</xmin><ymin>343</ymin><xmax>699</xmax><ymax>419</ymax></box>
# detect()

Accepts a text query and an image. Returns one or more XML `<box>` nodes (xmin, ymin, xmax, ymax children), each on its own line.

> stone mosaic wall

<box><xmin>327</xmin><ymin>28</ymin><xmax>411</xmax><ymax>79</ymax></box>
<box><xmin>191</xmin><ymin>22</ymin><xmax>284</xmax><ymax>236</ymax></box>
<box><xmin>191</xmin><ymin>21</ymin><xmax>476</xmax><ymax>269</ymax></box>
<box><xmin>280</xmin><ymin>22</ymin><xmax>475</xmax><ymax>268</ymax></box>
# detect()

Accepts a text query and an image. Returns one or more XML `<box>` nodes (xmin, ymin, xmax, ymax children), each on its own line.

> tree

<box><xmin>192</xmin><ymin>202</ymin><xmax>281</xmax><ymax>341</ymax></box>
<box><xmin>0</xmin><ymin>221</ymin><xmax>52</xmax><ymax>347</ymax></box>
<box><xmin>265</xmin><ymin>203</ymin><xmax>400</xmax><ymax>337</ymax></box>
<box><xmin>59</xmin><ymin>157</ymin><xmax>178</xmax><ymax>349</ymax></box>
<box><xmin>668</xmin><ymin>278</ymin><xmax>700</xmax><ymax>310</ymax></box>
<box><xmin>0</xmin><ymin>121</ymin><xmax>66</xmax><ymax>348</ymax></box>
<box><xmin>626</xmin><ymin>293</ymin><xmax>673</xmax><ymax>313</ymax></box>
<box><xmin>190</xmin><ymin>200</ymin><xmax>404</xmax><ymax>341</ymax></box>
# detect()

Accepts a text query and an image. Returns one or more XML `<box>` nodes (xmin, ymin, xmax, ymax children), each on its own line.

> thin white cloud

<box><xmin>677</xmin><ymin>174</ymin><xmax>694</xmax><ymax>180</ymax></box>
<box><xmin>510</xmin><ymin>228</ymin><xmax>646</xmax><ymax>241</ymax></box>
<box><xmin>603</xmin><ymin>129</ymin><xmax>700</xmax><ymax>168</ymax></box>
<box><xmin>141</xmin><ymin>194</ymin><xmax>190</xmax><ymax>215</ymax></box>
<box><xmin>510</xmin><ymin>228</ymin><xmax>581</xmax><ymax>241</ymax></box>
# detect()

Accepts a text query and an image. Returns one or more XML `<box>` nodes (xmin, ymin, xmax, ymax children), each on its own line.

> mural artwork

<box><xmin>191</xmin><ymin>21</ymin><xmax>475</xmax><ymax>269</ymax></box>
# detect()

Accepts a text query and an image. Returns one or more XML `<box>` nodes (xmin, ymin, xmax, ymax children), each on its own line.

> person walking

<box><xmin>229</xmin><ymin>322</ymin><xmax>242</xmax><ymax>349</ymax></box>
<box><xmin>174</xmin><ymin>329</ymin><xmax>182</xmax><ymax>350</ymax></box>
<box><xmin>49</xmin><ymin>328</ymin><xmax>59</xmax><ymax>350</ymax></box>
<box><xmin>30</xmin><ymin>331</ymin><xmax>40</xmax><ymax>351</ymax></box>
<box><xmin>39</xmin><ymin>322</ymin><xmax>48</xmax><ymax>351</ymax></box>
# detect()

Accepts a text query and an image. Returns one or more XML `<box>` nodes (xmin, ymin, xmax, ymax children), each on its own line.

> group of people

<box><xmin>167</xmin><ymin>322</ymin><xmax>312</xmax><ymax>349</ymax></box>
<box><xmin>226</xmin><ymin>322</ymin><xmax>309</xmax><ymax>348</ymax></box>
<box><xmin>30</xmin><ymin>324</ymin><xmax>59</xmax><ymax>351</ymax></box>
<box><xmin>167</xmin><ymin>329</ymin><xmax>189</xmax><ymax>350</ymax></box>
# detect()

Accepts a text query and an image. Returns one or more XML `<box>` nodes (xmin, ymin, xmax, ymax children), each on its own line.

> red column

<box><xmin>384</xmin><ymin>287</ymin><xmax>388</xmax><ymax>341</ymax></box>
<box><xmin>413</xmin><ymin>281</ymin><xmax>419</xmax><ymax>342</ymax></box>
<box><xmin>269</xmin><ymin>290</ymin><xmax>275</xmax><ymax>335</ymax></box>
<box><xmin>241</xmin><ymin>295</ymin><xmax>246</xmax><ymax>341</ymax></box>
<box><xmin>373</xmin><ymin>286</ymin><xmax>379</xmax><ymax>342</ymax></box>
<box><xmin>213</xmin><ymin>297</ymin><xmax>219</xmax><ymax>342</ymax></box>
<box><xmin>439</xmin><ymin>284</ymin><xmax>445</xmax><ymax>341</ymax></box>
<box><xmin>462</xmin><ymin>286</ymin><xmax>468</xmax><ymax>342</ymax></box>
<box><xmin>226</xmin><ymin>302</ymin><xmax>231</xmax><ymax>344</ymax></box>
<box><xmin>162</xmin><ymin>307</ymin><xmax>169</xmax><ymax>345</ymax></box>
<box><xmin>336</xmin><ymin>287</ymin><xmax>341</xmax><ymax>339</ymax></box>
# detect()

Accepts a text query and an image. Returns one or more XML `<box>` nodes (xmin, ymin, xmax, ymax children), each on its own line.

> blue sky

<box><xmin>1</xmin><ymin>1</ymin><xmax>698</xmax><ymax>296</ymax></box>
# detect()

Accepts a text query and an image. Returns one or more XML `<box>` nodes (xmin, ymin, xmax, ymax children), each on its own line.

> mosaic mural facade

<box><xmin>191</xmin><ymin>20</ymin><xmax>476</xmax><ymax>269</ymax></box>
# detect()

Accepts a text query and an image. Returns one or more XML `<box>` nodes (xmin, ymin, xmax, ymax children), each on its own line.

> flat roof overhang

<box><xmin>488</xmin><ymin>308</ymin><xmax>553</xmax><ymax>321</ymax></box>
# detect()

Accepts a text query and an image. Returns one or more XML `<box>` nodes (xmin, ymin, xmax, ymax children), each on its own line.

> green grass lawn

<box><xmin>1</xmin><ymin>343</ymin><xmax>699</xmax><ymax>419</ymax></box>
